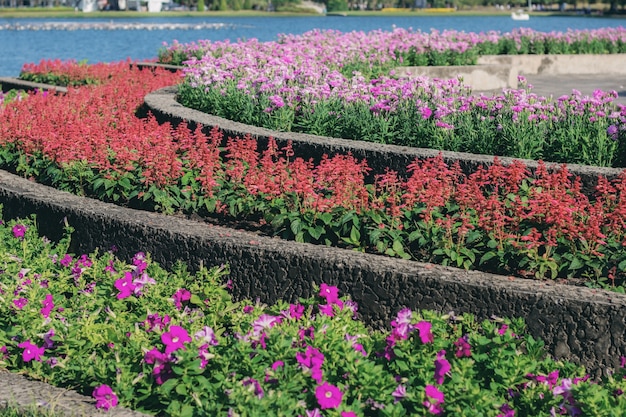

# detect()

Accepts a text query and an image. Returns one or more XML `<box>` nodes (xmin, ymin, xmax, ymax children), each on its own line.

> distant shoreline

<box><xmin>1</xmin><ymin>7</ymin><xmax>625</xmax><ymax>20</ymax></box>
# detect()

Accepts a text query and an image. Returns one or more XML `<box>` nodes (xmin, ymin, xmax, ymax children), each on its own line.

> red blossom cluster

<box><xmin>1</xmin><ymin>63</ymin><xmax>182</xmax><ymax>187</ymax></box>
<box><xmin>3</xmin><ymin>60</ymin><xmax>626</xmax><ymax>281</ymax></box>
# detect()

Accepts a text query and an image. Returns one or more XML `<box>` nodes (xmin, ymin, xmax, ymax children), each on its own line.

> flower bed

<box><xmin>174</xmin><ymin>28</ymin><xmax>626</xmax><ymax>168</ymax></box>
<box><xmin>2</xmin><ymin>210</ymin><xmax>626</xmax><ymax>416</ymax></box>
<box><xmin>3</xmin><ymin>61</ymin><xmax>626</xmax><ymax>287</ymax></box>
<box><xmin>158</xmin><ymin>27</ymin><xmax>626</xmax><ymax>68</ymax></box>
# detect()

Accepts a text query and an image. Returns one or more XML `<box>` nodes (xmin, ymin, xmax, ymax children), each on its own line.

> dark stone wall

<box><xmin>1</xmin><ymin>169</ymin><xmax>625</xmax><ymax>378</ymax></box>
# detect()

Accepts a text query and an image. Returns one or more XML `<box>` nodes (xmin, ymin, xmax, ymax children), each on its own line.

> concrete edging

<box><xmin>477</xmin><ymin>53</ymin><xmax>626</xmax><ymax>76</ymax></box>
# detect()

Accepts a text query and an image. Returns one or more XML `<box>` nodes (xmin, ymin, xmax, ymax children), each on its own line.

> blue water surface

<box><xmin>1</xmin><ymin>14</ymin><xmax>624</xmax><ymax>76</ymax></box>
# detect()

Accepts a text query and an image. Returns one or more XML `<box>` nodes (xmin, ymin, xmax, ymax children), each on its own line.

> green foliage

<box><xmin>327</xmin><ymin>0</ymin><xmax>348</xmax><ymax>11</ymax></box>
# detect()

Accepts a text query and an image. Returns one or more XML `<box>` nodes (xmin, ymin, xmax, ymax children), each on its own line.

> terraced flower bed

<box><xmin>172</xmin><ymin>28</ymin><xmax>626</xmax><ymax>168</ymax></box>
<box><xmin>3</xmin><ymin>30</ymin><xmax>626</xmax><ymax>415</ymax></box>
<box><xmin>2</xmin><ymin>59</ymin><xmax>626</xmax><ymax>287</ymax></box>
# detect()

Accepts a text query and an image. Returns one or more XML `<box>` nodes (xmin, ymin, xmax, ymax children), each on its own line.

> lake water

<box><xmin>1</xmin><ymin>14</ymin><xmax>625</xmax><ymax>76</ymax></box>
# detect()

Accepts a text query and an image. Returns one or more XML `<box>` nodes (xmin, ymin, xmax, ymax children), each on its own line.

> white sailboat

<box><xmin>511</xmin><ymin>0</ymin><xmax>531</xmax><ymax>20</ymax></box>
<box><xmin>511</xmin><ymin>9</ymin><xmax>529</xmax><ymax>19</ymax></box>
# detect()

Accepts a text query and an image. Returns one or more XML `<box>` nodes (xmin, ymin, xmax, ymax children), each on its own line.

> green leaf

<box><xmin>175</xmin><ymin>383</ymin><xmax>188</xmax><ymax>396</ymax></box>
<box><xmin>350</xmin><ymin>225</ymin><xmax>361</xmax><ymax>243</ymax></box>
<box><xmin>392</xmin><ymin>239</ymin><xmax>404</xmax><ymax>255</ymax></box>
<box><xmin>159</xmin><ymin>378</ymin><xmax>179</xmax><ymax>395</ymax></box>
<box><xmin>568</xmin><ymin>257</ymin><xmax>584</xmax><ymax>270</ymax></box>
<box><xmin>180</xmin><ymin>404</ymin><xmax>194</xmax><ymax>417</ymax></box>
<box><xmin>479</xmin><ymin>251</ymin><xmax>497</xmax><ymax>265</ymax></box>
<box><xmin>190</xmin><ymin>294</ymin><xmax>204</xmax><ymax>306</ymax></box>
<box><xmin>290</xmin><ymin>218</ymin><xmax>303</xmax><ymax>236</ymax></box>
<box><xmin>308</xmin><ymin>225</ymin><xmax>324</xmax><ymax>240</ymax></box>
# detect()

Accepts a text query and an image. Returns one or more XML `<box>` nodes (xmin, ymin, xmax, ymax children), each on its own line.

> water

<box><xmin>1</xmin><ymin>14</ymin><xmax>625</xmax><ymax>76</ymax></box>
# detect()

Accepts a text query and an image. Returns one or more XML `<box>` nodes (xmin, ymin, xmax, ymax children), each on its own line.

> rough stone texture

<box><xmin>1</xmin><ymin>169</ymin><xmax>626</xmax><ymax>380</ymax></box>
<box><xmin>0</xmin><ymin>370</ymin><xmax>151</xmax><ymax>417</ymax></box>
<box><xmin>143</xmin><ymin>85</ymin><xmax>625</xmax><ymax>196</ymax></box>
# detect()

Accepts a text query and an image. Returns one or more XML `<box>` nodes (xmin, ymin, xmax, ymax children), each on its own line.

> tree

<box><xmin>327</xmin><ymin>0</ymin><xmax>348</xmax><ymax>9</ymax></box>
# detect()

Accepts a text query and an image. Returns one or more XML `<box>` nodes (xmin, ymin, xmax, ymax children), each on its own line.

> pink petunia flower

<box><xmin>172</xmin><ymin>288</ymin><xmax>191</xmax><ymax>310</ymax></box>
<box><xmin>415</xmin><ymin>321</ymin><xmax>434</xmax><ymax>344</ymax></box>
<box><xmin>434</xmin><ymin>350</ymin><xmax>451</xmax><ymax>385</ymax></box>
<box><xmin>40</xmin><ymin>294</ymin><xmax>54</xmax><ymax>318</ymax></box>
<box><xmin>12</xmin><ymin>224</ymin><xmax>26</xmax><ymax>239</ymax></box>
<box><xmin>18</xmin><ymin>340</ymin><xmax>44</xmax><ymax>362</ymax></box>
<box><xmin>315</xmin><ymin>382</ymin><xmax>343</xmax><ymax>410</ymax></box>
<box><xmin>114</xmin><ymin>272</ymin><xmax>136</xmax><ymax>299</ymax></box>
<box><xmin>161</xmin><ymin>325</ymin><xmax>191</xmax><ymax>354</ymax></box>
<box><xmin>423</xmin><ymin>384</ymin><xmax>445</xmax><ymax>415</ymax></box>
<box><xmin>319</xmin><ymin>283</ymin><xmax>340</xmax><ymax>304</ymax></box>
<box><xmin>12</xmin><ymin>297</ymin><xmax>28</xmax><ymax>310</ymax></box>
<box><xmin>454</xmin><ymin>335</ymin><xmax>471</xmax><ymax>358</ymax></box>
<box><xmin>92</xmin><ymin>384</ymin><xmax>119</xmax><ymax>410</ymax></box>
<box><xmin>341</xmin><ymin>412</ymin><xmax>358</xmax><ymax>417</ymax></box>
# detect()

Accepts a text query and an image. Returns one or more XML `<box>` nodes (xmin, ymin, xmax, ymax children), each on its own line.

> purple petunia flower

<box><xmin>319</xmin><ymin>283</ymin><xmax>340</xmax><ymax>304</ymax></box>
<box><xmin>12</xmin><ymin>224</ymin><xmax>26</xmax><ymax>239</ymax></box>
<box><xmin>242</xmin><ymin>377</ymin><xmax>264</xmax><ymax>399</ymax></box>
<box><xmin>607</xmin><ymin>124</ymin><xmax>619</xmax><ymax>140</ymax></box>
<box><xmin>252</xmin><ymin>314</ymin><xmax>281</xmax><ymax>335</ymax></box>
<box><xmin>315</xmin><ymin>382</ymin><xmax>343</xmax><ymax>410</ymax></box>
<box><xmin>434</xmin><ymin>350</ymin><xmax>451</xmax><ymax>385</ymax></box>
<box><xmin>454</xmin><ymin>335</ymin><xmax>471</xmax><ymax>358</ymax></box>
<box><xmin>423</xmin><ymin>384</ymin><xmax>445</xmax><ymax>415</ymax></box>
<box><xmin>392</xmin><ymin>384</ymin><xmax>406</xmax><ymax>402</ymax></box>
<box><xmin>415</xmin><ymin>321</ymin><xmax>434</xmax><ymax>344</ymax></box>
<box><xmin>195</xmin><ymin>326</ymin><xmax>219</xmax><ymax>346</ymax></box>
<box><xmin>12</xmin><ymin>297</ymin><xmax>28</xmax><ymax>310</ymax></box>
<box><xmin>18</xmin><ymin>340</ymin><xmax>44</xmax><ymax>362</ymax></box>
<box><xmin>114</xmin><ymin>272</ymin><xmax>136</xmax><ymax>299</ymax></box>
<box><xmin>40</xmin><ymin>294</ymin><xmax>54</xmax><ymax>318</ymax></box>
<box><xmin>161</xmin><ymin>325</ymin><xmax>191</xmax><ymax>354</ymax></box>
<box><xmin>92</xmin><ymin>384</ymin><xmax>118</xmax><ymax>410</ymax></box>
<box><xmin>172</xmin><ymin>288</ymin><xmax>191</xmax><ymax>310</ymax></box>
